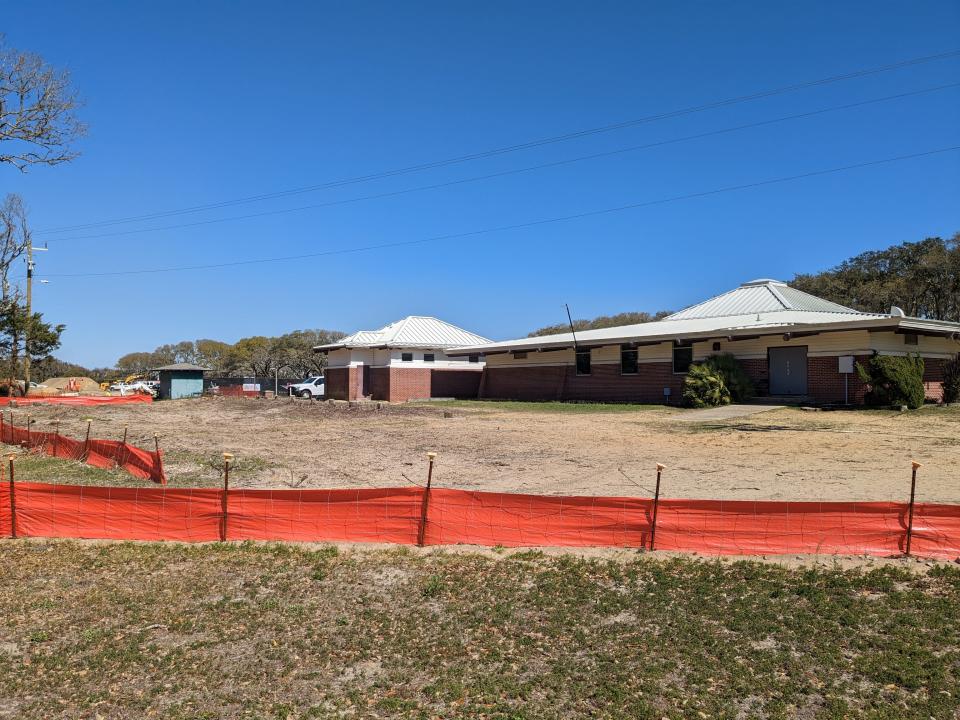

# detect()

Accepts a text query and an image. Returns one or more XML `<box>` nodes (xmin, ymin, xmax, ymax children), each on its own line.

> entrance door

<box><xmin>768</xmin><ymin>347</ymin><xmax>808</xmax><ymax>395</ymax></box>
<box><xmin>361</xmin><ymin>364</ymin><xmax>371</xmax><ymax>397</ymax></box>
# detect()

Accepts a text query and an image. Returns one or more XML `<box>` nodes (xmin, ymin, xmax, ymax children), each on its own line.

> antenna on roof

<box><xmin>565</xmin><ymin>303</ymin><xmax>579</xmax><ymax>351</ymax></box>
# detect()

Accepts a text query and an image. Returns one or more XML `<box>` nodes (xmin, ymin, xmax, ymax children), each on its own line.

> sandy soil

<box><xmin>11</xmin><ymin>397</ymin><xmax>960</xmax><ymax>503</ymax></box>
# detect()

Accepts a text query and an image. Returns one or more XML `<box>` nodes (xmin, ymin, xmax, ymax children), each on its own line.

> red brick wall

<box><xmin>739</xmin><ymin>358</ymin><xmax>768</xmax><ymax>396</ymax></box>
<box><xmin>430</xmin><ymin>369</ymin><xmax>483</xmax><ymax>399</ymax></box>
<box><xmin>484</xmin><ymin>363</ymin><xmax>684</xmax><ymax>403</ymax></box>
<box><xmin>806</xmin><ymin>355</ymin><xmax>871</xmax><ymax>404</ymax></box>
<box><xmin>387</xmin><ymin>367</ymin><xmax>432</xmax><ymax>402</ymax></box>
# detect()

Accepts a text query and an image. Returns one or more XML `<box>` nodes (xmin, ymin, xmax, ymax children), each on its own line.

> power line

<box><xmin>44</xmin><ymin>81</ymin><xmax>960</xmax><ymax>243</ymax></box>
<box><xmin>34</xmin><ymin>48</ymin><xmax>960</xmax><ymax>236</ymax></box>
<box><xmin>44</xmin><ymin>144</ymin><xmax>960</xmax><ymax>279</ymax></box>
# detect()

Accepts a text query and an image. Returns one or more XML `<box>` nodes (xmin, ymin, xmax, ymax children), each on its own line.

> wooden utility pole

<box><xmin>22</xmin><ymin>241</ymin><xmax>47</xmax><ymax>396</ymax></box>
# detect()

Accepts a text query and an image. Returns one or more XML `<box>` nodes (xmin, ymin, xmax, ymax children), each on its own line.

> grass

<box><xmin>0</xmin><ymin>449</ymin><xmax>130</xmax><ymax>485</ymax></box>
<box><xmin>417</xmin><ymin>399</ymin><xmax>670</xmax><ymax>414</ymax></box>
<box><xmin>0</xmin><ymin>540</ymin><xmax>957</xmax><ymax>719</ymax></box>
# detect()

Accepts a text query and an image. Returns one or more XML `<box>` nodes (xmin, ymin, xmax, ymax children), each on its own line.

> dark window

<box><xmin>468</xmin><ymin>354</ymin><xmax>480</xmax><ymax>363</ymax></box>
<box><xmin>423</xmin><ymin>353</ymin><xmax>435</xmax><ymax>362</ymax></box>
<box><xmin>513</xmin><ymin>351</ymin><xmax>528</xmax><ymax>359</ymax></box>
<box><xmin>904</xmin><ymin>332</ymin><xmax>919</xmax><ymax>346</ymax></box>
<box><xmin>576</xmin><ymin>349</ymin><xmax>591</xmax><ymax>376</ymax></box>
<box><xmin>621</xmin><ymin>344</ymin><xmax>638</xmax><ymax>374</ymax></box>
<box><xmin>673</xmin><ymin>346</ymin><xmax>693</xmax><ymax>374</ymax></box>
<box><xmin>401</xmin><ymin>352</ymin><xmax>413</xmax><ymax>362</ymax></box>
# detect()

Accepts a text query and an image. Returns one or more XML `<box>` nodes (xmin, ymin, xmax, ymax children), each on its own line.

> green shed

<box><xmin>155</xmin><ymin>363</ymin><xmax>208</xmax><ymax>400</ymax></box>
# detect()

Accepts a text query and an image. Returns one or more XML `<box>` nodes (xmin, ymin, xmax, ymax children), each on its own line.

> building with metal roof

<box><xmin>448</xmin><ymin>280</ymin><xmax>960</xmax><ymax>405</ymax></box>
<box><xmin>154</xmin><ymin>363</ymin><xmax>209</xmax><ymax>400</ymax></box>
<box><xmin>315</xmin><ymin>316</ymin><xmax>490</xmax><ymax>402</ymax></box>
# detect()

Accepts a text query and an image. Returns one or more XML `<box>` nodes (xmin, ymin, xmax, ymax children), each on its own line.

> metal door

<box><xmin>768</xmin><ymin>347</ymin><xmax>808</xmax><ymax>395</ymax></box>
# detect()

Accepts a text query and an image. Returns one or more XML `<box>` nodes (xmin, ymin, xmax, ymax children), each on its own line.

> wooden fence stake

<box><xmin>82</xmin><ymin>418</ymin><xmax>92</xmax><ymax>459</ymax></box>
<box><xmin>1</xmin><ymin>410</ymin><xmax>5</xmax><ymax>445</ymax></box>
<box><xmin>904</xmin><ymin>460</ymin><xmax>922</xmax><ymax>557</ymax></box>
<box><xmin>416</xmin><ymin>452</ymin><xmax>436</xmax><ymax>547</ymax></box>
<box><xmin>649</xmin><ymin>463</ymin><xmax>665</xmax><ymax>551</ymax></box>
<box><xmin>53</xmin><ymin>420</ymin><xmax>60</xmax><ymax>457</ymax></box>
<box><xmin>220</xmin><ymin>453</ymin><xmax>234</xmax><ymax>542</ymax></box>
<box><xmin>122</xmin><ymin>426</ymin><xmax>128</xmax><ymax>445</ymax></box>
<box><xmin>26</xmin><ymin>415</ymin><xmax>31</xmax><ymax>447</ymax></box>
<box><xmin>153</xmin><ymin>434</ymin><xmax>165</xmax><ymax>484</ymax></box>
<box><xmin>7</xmin><ymin>453</ymin><xmax>17</xmax><ymax>539</ymax></box>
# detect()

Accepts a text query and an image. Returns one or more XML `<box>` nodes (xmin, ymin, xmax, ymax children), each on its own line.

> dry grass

<box><xmin>0</xmin><ymin>540</ymin><xmax>957</xmax><ymax>719</ymax></box>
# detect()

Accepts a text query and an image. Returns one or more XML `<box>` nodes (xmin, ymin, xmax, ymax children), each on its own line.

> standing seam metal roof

<box><xmin>314</xmin><ymin>316</ymin><xmax>491</xmax><ymax>350</ymax></box>
<box><xmin>666</xmin><ymin>279</ymin><xmax>860</xmax><ymax>320</ymax></box>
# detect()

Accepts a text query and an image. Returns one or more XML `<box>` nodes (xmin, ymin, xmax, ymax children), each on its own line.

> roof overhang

<box><xmin>447</xmin><ymin>316</ymin><xmax>960</xmax><ymax>356</ymax></box>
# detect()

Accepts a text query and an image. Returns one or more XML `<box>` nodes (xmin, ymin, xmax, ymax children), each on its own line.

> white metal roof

<box><xmin>448</xmin><ymin>280</ymin><xmax>960</xmax><ymax>355</ymax></box>
<box><xmin>666</xmin><ymin>279</ymin><xmax>859</xmax><ymax>320</ymax></box>
<box><xmin>314</xmin><ymin>316</ymin><xmax>491</xmax><ymax>351</ymax></box>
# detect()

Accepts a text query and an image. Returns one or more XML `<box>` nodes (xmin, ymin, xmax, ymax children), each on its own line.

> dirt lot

<box><xmin>8</xmin><ymin>397</ymin><xmax>959</xmax><ymax>503</ymax></box>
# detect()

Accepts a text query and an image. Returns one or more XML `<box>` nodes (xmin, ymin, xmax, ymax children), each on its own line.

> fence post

<box><xmin>26</xmin><ymin>415</ymin><xmax>30</xmax><ymax>447</ymax></box>
<box><xmin>904</xmin><ymin>460</ymin><xmax>921</xmax><ymax>557</ymax></box>
<box><xmin>7</xmin><ymin>453</ymin><xmax>16</xmax><ymax>539</ymax></box>
<box><xmin>153</xmin><ymin>434</ymin><xmax>165</xmax><ymax>484</ymax></box>
<box><xmin>53</xmin><ymin>419</ymin><xmax>60</xmax><ymax>457</ymax></box>
<box><xmin>649</xmin><ymin>463</ymin><xmax>665</xmax><ymax>551</ymax></box>
<box><xmin>82</xmin><ymin>418</ymin><xmax>92</xmax><ymax>459</ymax></box>
<box><xmin>220</xmin><ymin>452</ymin><xmax>233</xmax><ymax>542</ymax></box>
<box><xmin>416</xmin><ymin>452</ymin><xmax>436</xmax><ymax>547</ymax></box>
<box><xmin>1</xmin><ymin>410</ymin><xmax>5</xmax><ymax>445</ymax></box>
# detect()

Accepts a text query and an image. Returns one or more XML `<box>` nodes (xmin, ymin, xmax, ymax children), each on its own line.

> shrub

<box><xmin>703</xmin><ymin>353</ymin><xmax>755</xmax><ymax>402</ymax></box>
<box><xmin>942</xmin><ymin>354</ymin><xmax>960</xmax><ymax>404</ymax></box>
<box><xmin>855</xmin><ymin>354</ymin><xmax>925</xmax><ymax>409</ymax></box>
<box><xmin>682</xmin><ymin>364</ymin><xmax>731</xmax><ymax>408</ymax></box>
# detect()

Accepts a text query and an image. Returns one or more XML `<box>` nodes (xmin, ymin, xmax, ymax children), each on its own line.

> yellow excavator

<box><xmin>99</xmin><ymin>374</ymin><xmax>147</xmax><ymax>391</ymax></box>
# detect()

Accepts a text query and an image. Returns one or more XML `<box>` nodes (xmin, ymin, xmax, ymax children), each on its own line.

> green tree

<box><xmin>0</xmin><ymin>300</ymin><xmax>63</xmax><ymax>395</ymax></box>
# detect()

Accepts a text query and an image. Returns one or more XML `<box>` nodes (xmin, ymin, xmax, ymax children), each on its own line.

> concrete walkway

<box><xmin>672</xmin><ymin>404</ymin><xmax>785</xmax><ymax>422</ymax></box>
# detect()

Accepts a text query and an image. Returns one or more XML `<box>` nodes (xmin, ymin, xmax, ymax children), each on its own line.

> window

<box><xmin>468</xmin><ymin>354</ymin><xmax>480</xmax><ymax>363</ymax></box>
<box><xmin>423</xmin><ymin>353</ymin><xmax>435</xmax><ymax>363</ymax></box>
<box><xmin>904</xmin><ymin>332</ymin><xmax>919</xmax><ymax>346</ymax></box>
<box><xmin>621</xmin><ymin>344</ymin><xmax>638</xmax><ymax>374</ymax></box>
<box><xmin>672</xmin><ymin>345</ymin><xmax>693</xmax><ymax>374</ymax></box>
<box><xmin>513</xmin><ymin>351</ymin><xmax>528</xmax><ymax>359</ymax></box>
<box><xmin>576</xmin><ymin>348</ymin><xmax>591</xmax><ymax>376</ymax></box>
<box><xmin>401</xmin><ymin>352</ymin><xmax>413</xmax><ymax>362</ymax></box>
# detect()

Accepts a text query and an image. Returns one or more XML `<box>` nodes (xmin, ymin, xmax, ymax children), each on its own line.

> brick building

<box><xmin>315</xmin><ymin>316</ymin><xmax>489</xmax><ymax>402</ymax></box>
<box><xmin>448</xmin><ymin>279</ymin><xmax>960</xmax><ymax>406</ymax></box>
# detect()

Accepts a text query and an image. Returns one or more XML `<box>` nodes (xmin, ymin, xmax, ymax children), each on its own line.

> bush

<box><xmin>682</xmin><ymin>364</ymin><xmax>731</xmax><ymax>408</ymax></box>
<box><xmin>855</xmin><ymin>354</ymin><xmax>925</xmax><ymax>409</ymax></box>
<box><xmin>703</xmin><ymin>353</ymin><xmax>755</xmax><ymax>402</ymax></box>
<box><xmin>943</xmin><ymin>354</ymin><xmax>960</xmax><ymax>404</ymax></box>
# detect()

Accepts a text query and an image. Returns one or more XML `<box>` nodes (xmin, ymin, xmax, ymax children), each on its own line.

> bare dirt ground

<box><xmin>12</xmin><ymin>397</ymin><xmax>960</xmax><ymax>502</ymax></box>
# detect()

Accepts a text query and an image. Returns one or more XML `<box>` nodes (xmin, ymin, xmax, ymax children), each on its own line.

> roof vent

<box><xmin>890</xmin><ymin>306</ymin><xmax>906</xmax><ymax>317</ymax></box>
<box><xmin>741</xmin><ymin>278</ymin><xmax>786</xmax><ymax>287</ymax></box>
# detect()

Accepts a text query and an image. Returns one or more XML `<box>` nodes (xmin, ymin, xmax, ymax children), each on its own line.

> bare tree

<box><xmin>0</xmin><ymin>193</ymin><xmax>28</xmax><ymax>300</ymax></box>
<box><xmin>0</xmin><ymin>36</ymin><xmax>85</xmax><ymax>171</ymax></box>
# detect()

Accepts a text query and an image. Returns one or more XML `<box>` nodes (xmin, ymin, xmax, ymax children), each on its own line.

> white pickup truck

<box><xmin>288</xmin><ymin>376</ymin><xmax>325</xmax><ymax>399</ymax></box>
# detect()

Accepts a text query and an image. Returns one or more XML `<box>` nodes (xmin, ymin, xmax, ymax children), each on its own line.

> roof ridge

<box><xmin>764</xmin><ymin>283</ymin><xmax>792</xmax><ymax>310</ymax></box>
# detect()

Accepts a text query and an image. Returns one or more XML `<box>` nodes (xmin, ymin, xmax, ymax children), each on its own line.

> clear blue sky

<box><xmin>4</xmin><ymin>1</ymin><xmax>959</xmax><ymax>368</ymax></box>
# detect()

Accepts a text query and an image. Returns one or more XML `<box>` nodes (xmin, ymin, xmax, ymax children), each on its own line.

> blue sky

<box><xmin>3</xmin><ymin>1</ymin><xmax>959</xmax><ymax>368</ymax></box>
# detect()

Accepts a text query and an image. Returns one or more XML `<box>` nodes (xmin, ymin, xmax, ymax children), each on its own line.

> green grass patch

<box><xmin>415</xmin><ymin>399</ymin><xmax>670</xmax><ymax>414</ymax></box>
<box><xmin>0</xmin><ymin>447</ymin><xmax>130</xmax><ymax>485</ymax></box>
<box><xmin>0</xmin><ymin>541</ymin><xmax>956</xmax><ymax>719</ymax></box>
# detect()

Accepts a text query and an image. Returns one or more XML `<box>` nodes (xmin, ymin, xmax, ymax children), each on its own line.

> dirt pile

<box><xmin>36</xmin><ymin>377</ymin><xmax>108</xmax><ymax>396</ymax></box>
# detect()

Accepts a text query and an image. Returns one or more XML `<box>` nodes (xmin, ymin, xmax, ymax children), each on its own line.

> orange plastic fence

<box><xmin>1</xmin><ymin>483</ymin><xmax>958</xmax><ymax>559</ymax></box>
<box><xmin>0</xmin><ymin>395</ymin><xmax>153</xmax><ymax>407</ymax></box>
<box><xmin>0</xmin><ymin>421</ymin><xmax>166</xmax><ymax>484</ymax></box>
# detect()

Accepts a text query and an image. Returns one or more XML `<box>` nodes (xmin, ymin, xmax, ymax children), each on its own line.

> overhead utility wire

<box><xmin>35</xmin><ymin>48</ymin><xmax>960</xmax><ymax>235</ymax></box>
<box><xmin>45</xmin><ymin>144</ymin><xmax>960</xmax><ymax>279</ymax></box>
<box><xmin>45</xmin><ymin>82</ymin><xmax>960</xmax><ymax>243</ymax></box>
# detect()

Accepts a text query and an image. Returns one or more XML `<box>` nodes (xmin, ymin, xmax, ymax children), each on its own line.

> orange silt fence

<box><xmin>1</xmin><ymin>483</ymin><xmax>959</xmax><ymax>560</ymax></box>
<box><xmin>0</xmin><ymin>419</ymin><xmax>166</xmax><ymax>484</ymax></box>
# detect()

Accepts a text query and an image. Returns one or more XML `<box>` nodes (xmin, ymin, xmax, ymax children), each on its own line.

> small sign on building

<box><xmin>242</xmin><ymin>383</ymin><xmax>261</xmax><ymax>392</ymax></box>
<box><xmin>838</xmin><ymin>356</ymin><xmax>855</xmax><ymax>374</ymax></box>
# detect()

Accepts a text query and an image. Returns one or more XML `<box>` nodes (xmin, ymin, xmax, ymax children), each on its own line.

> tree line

<box><xmin>791</xmin><ymin>234</ymin><xmax>960</xmax><ymax>320</ymax></box>
<box><xmin>112</xmin><ymin>330</ymin><xmax>345</xmax><ymax>380</ymax></box>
